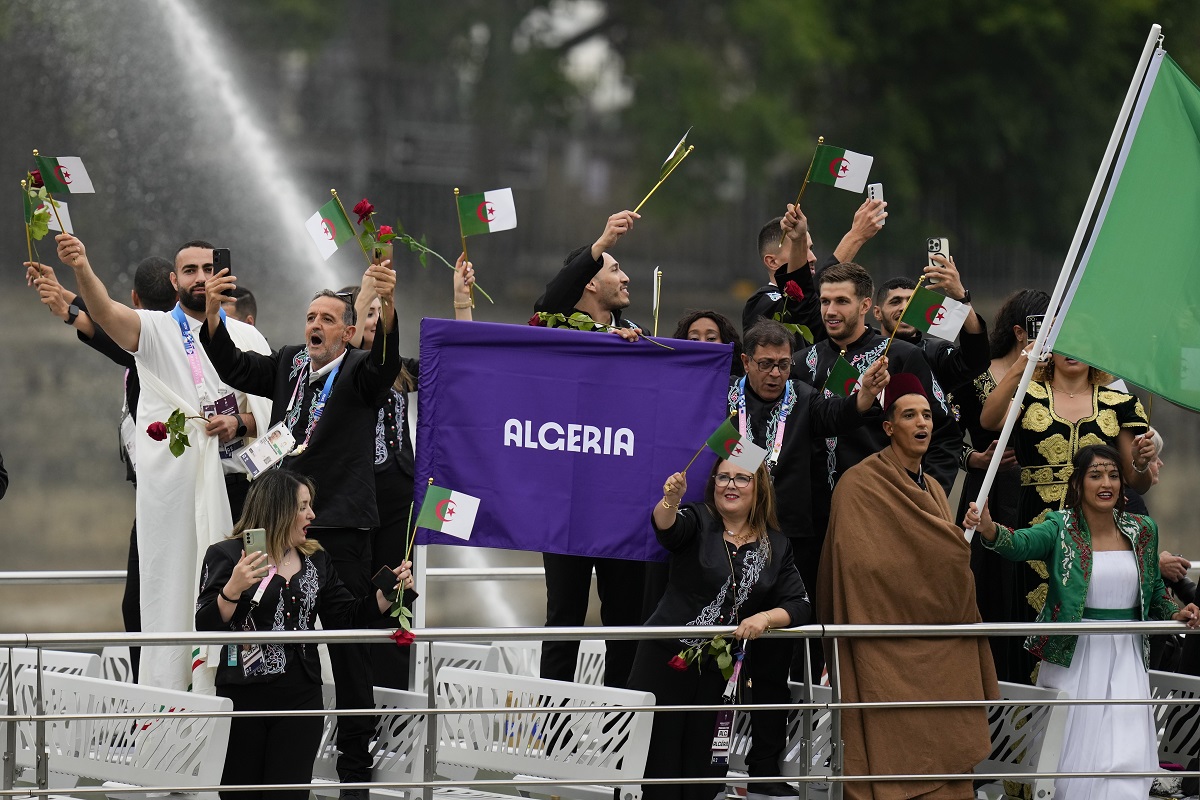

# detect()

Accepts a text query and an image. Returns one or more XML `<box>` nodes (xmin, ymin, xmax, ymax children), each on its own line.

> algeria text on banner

<box><xmin>705</xmin><ymin>418</ymin><xmax>768</xmax><ymax>472</ymax></box>
<box><xmin>808</xmin><ymin>144</ymin><xmax>873</xmax><ymax>193</ymax></box>
<box><xmin>456</xmin><ymin>188</ymin><xmax>517</xmax><ymax>237</ymax></box>
<box><xmin>33</xmin><ymin>156</ymin><xmax>95</xmax><ymax>194</ymax></box>
<box><xmin>414</xmin><ymin>319</ymin><xmax>732</xmax><ymax>561</ymax></box>
<box><xmin>1048</xmin><ymin>51</ymin><xmax>1200</xmax><ymax>412</ymax></box>
<box><xmin>899</xmin><ymin>284</ymin><xmax>970</xmax><ymax>342</ymax></box>
<box><xmin>305</xmin><ymin>198</ymin><xmax>355</xmax><ymax>260</ymax></box>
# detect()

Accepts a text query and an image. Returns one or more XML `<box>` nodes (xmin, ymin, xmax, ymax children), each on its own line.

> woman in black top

<box><xmin>629</xmin><ymin>458</ymin><xmax>810</xmax><ymax>800</ymax></box>
<box><xmin>196</xmin><ymin>469</ymin><xmax>413</xmax><ymax>800</ymax></box>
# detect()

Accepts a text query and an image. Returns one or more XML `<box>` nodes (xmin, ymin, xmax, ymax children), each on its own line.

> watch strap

<box><xmin>64</xmin><ymin>304</ymin><xmax>80</xmax><ymax>325</ymax></box>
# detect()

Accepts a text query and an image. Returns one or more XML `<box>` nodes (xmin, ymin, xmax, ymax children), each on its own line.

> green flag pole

<box><xmin>778</xmin><ymin>136</ymin><xmax>823</xmax><ymax>247</ymax></box>
<box><xmin>880</xmin><ymin>275</ymin><xmax>926</xmax><ymax>362</ymax></box>
<box><xmin>633</xmin><ymin>145</ymin><xmax>694</xmax><ymax>214</ymax></box>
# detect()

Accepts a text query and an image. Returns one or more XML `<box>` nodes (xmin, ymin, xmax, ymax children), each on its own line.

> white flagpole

<box><xmin>966</xmin><ymin>23</ymin><xmax>1162</xmax><ymax>539</ymax></box>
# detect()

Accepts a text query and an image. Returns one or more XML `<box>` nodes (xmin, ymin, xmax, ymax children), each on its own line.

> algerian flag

<box><xmin>33</xmin><ymin>156</ymin><xmax>95</xmax><ymax>194</ymax></box>
<box><xmin>456</xmin><ymin>188</ymin><xmax>517</xmax><ymax>237</ymax></box>
<box><xmin>660</xmin><ymin>127</ymin><xmax>692</xmax><ymax>180</ymax></box>
<box><xmin>1046</xmin><ymin>51</ymin><xmax>1200</xmax><ymax>412</ymax></box>
<box><xmin>415</xmin><ymin>485</ymin><xmax>480</xmax><ymax>540</ymax></box>
<box><xmin>899</xmin><ymin>284</ymin><xmax>970</xmax><ymax>341</ymax></box>
<box><xmin>24</xmin><ymin>192</ymin><xmax>73</xmax><ymax>235</ymax></box>
<box><xmin>304</xmin><ymin>197</ymin><xmax>355</xmax><ymax>260</ymax></box>
<box><xmin>705</xmin><ymin>418</ymin><xmax>768</xmax><ymax>471</ymax></box>
<box><xmin>808</xmin><ymin>144</ymin><xmax>873</xmax><ymax>193</ymax></box>
<box><xmin>823</xmin><ymin>354</ymin><xmax>861</xmax><ymax>398</ymax></box>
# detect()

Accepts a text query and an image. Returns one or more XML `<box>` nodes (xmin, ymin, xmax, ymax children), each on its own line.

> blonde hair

<box><xmin>230</xmin><ymin>470</ymin><xmax>322</xmax><ymax>563</ymax></box>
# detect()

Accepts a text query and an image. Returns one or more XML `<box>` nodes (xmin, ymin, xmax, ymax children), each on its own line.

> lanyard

<box><xmin>736</xmin><ymin>377</ymin><xmax>794</xmax><ymax>469</ymax></box>
<box><xmin>286</xmin><ymin>358</ymin><xmax>341</xmax><ymax>450</ymax></box>
<box><xmin>250</xmin><ymin>564</ymin><xmax>277</xmax><ymax>605</ymax></box>
<box><xmin>171</xmin><ymin>304</ymin><xmax>225</xmax><ymax>402</ymax></box>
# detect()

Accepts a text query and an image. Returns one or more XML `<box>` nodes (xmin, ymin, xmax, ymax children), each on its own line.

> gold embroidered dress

<box><xmin>1013</xmin><ymin>381</ymin><xmax>1148</xmax><ymax>613</ymax></box>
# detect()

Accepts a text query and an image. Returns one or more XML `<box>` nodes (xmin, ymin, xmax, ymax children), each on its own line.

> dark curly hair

<box><xmin>989</xmin><ymin>289</ymin><xmax>1050</xmax><ymax>359</ymax></box>
<box><xmin>673</xmin><ymin>309</ymin><xmax>744</xmax><ymax>376</ymax></box>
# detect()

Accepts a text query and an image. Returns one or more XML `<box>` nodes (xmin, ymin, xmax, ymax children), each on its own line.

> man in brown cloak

<box><xmin>817</xmin><ymin>373</ymin><xmax>998</xmax><ymax>799</ymax></box>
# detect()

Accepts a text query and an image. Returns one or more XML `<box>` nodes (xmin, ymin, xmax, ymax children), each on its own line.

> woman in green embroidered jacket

<box><xmin>966</xmin><ymin>444</ymin><xmax>1199</xmax><ymax>800</ymax></box>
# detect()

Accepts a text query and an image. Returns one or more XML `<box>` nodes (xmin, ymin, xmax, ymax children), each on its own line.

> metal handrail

<box><xmin>0</xmin><ymin>567</ymin><xmax>548</xmax><ymax>585</ymax></box>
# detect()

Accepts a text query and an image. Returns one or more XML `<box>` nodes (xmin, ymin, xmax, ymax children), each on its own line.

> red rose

<box><xmin>784</xmin><ymin>280</ymin><xmax>804</xmax><ymax>301</ymax></box>
<box><xmin>528</xmin><ymin>314</ymin><xmax>545</xmax><ymax>327</ymax></box>
<box><xmin>390</xmin><ymin>629</ymin><xmax>416</xmax><ymax>647</ymax></box>
<box><xmin>667</xmin><ymin>654</ymin><xmax>689</xmax><ymax>672</ymax></box>
<box><xmin>146</xmin><ymin>421</ymin><xmax>169</xmax><ymax>441</ymax></box>
<box><xmin>28</xmin><ymin>170</ymin><xmax>43</xmax><ymax>189</ymax></box>
<box><xmin>377</xmin><ymin>225</ymin><xmax>393</xmax><ymax>238</ymax></box>
<box><xmin>353</xmin><ymin>198</ymin><xmax>375</xmax><ymax>225</ymax></box>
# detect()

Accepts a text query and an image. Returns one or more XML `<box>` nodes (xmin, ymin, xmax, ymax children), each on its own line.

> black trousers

<box><xmin>628</xmin><ymin>639</ymin><xmax>727</xmax><ymax>800</ymax></box>
<box><xmin>313</xmin><ymin>528</ymin><xmax>375</xmax><ymax>782</ymax></box>
<box><xmin>370</xmin><ymin>467</ymin><xmax>415</xmax><ymax>690</ymax></box>
<box><xmin>122</xmin><ymin>519</ymin><xmax>141</xmax><ymax>679</ymax></box>
<box><xmin>746</xmin><ymin>535</ymin><xmax>822</xmax><ymax>779</ymax></box>
<box><xmin>217</xmin><ymin>681</ymin><xmax>324</xmax><ymax>800</ymax></box>
<box><xmin>540</xmin><ymin>552</ymin><xmax>644</xmax><ymax>688</ymax></box>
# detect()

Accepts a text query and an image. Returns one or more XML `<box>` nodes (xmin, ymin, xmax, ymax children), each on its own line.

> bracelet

<box><xmin>761</xmin><ymin>612</ymin><xmax>772</xmax><ymax>631</ymax></box>
<box><xmin>453</xmin><ymin>300</ymin><xmax>473</xmax><ymax>309</ymax></box>
<box><xmin>218</xmin><ymin>588</ymin><xmax>239</xmax><ymax>604</ymax></box>
<box><xmin>661</xmin><ymin>498</ymin><xmax>679</xmax><ymax>511</ymax></box>
<box><xmin>1133</xmin><ymin>461</ymin><xmax>1149</xmax><ymax>474</ymax></box>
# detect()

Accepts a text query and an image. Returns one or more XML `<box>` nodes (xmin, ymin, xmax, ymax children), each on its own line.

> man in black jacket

<box><xmin>871</xmin><ymin>254</ymin><xmax>988</xmax><ymax>393</ymax></box>
<box><xmin>741</xmin><ymin>199</ymin><xmax>886</xmax><ymax>336</ymax></box>
<box><xmin>732</xmin><ymin>318</ymin><xmax>889</xmax><ymax>793</ymax></box>
<box><xmin>200</xmin><ymin>262</ymin><xmax>401</xmax><ymax>797</ymax></box>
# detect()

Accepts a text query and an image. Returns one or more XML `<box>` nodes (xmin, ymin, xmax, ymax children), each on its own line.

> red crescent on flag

<box><xmin>844</xmin><ymin>377</ymin><xmax>859</xmax><ymax>396</ymax></box>
<box><xmin>321</xmin><ymin>218</ymin><xmax>336</xmax><ymax>240</ymax></box>
<box><xmin>726</xmin><ymin>439</ymin><xmax>743</xmax><ymax>458</ymax></box>
<box><xmin>55</xmin><ymin>166</ymin><xmax>72</xmax><ymax>184</ymax></box>
<box><xmin>925</xmin><ymin>304</ymin><xmax>946</xmax><ymax>326</ymax></box>
<box><xmin>435</xmin><ymin>498</ymin><xmax>457</xmax><ymax>522</ymax></box>
<box><xmin>828</xmin><ymin>158</ymin><xmax>850</xmax><ymax>178</ymax></box>
<box><xmin>476</xmin><ymin>201</ymin><xmax>496</xmax><ymax>224</ymax></box>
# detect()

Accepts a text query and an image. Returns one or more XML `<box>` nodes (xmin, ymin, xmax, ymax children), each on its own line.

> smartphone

<box><xmin>242</xmin><ymin>527</ymin><xmax>267</xmax><ymax>556</ymax></box>
<box><xmin>212</xmin><ymin>248</ymin><xmax>231</xmax><ymax>273</ymax></box>
<box><xmin>1025</xmin><ymin>314</ymin><xmax>1044</xmax><ymax>340</ymax></box>
<box><xmin>926</xmin><ymin>237</ymin><xmax>950</xmax><ymax>284</ymax></box>
<box><xmin>372</xmin><ymin>566</ymin><xmax>397</xmax><ymax>595</ymax></box>
<box><xmin>867</xmin><ymin>183</ymin><xmax>885</xmax><ymax>226</ymax></box>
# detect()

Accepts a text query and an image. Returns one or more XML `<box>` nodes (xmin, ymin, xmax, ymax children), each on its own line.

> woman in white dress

<box><xmin>966</xmin><ymin>443</ymin><xmax>1199</xmax><ymax>799</ymax></box>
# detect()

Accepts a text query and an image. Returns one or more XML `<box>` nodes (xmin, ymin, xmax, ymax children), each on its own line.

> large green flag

<box><xmin>1049</xmin><ymin>52</ymin><xmax>1200</xmax><ymax>412</ymax></box>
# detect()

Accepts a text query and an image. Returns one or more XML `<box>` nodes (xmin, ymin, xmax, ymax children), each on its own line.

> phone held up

<box><xmin>213</xmin><ymin>248</ymin><xmax>231</xmax><ymax>273</ymax></box>
<box><xmin>926</xmin><ymin>237</ymin><xmax>950</xmax><ymax>285</ymax></box>
<box><xmin>242</xmin><ymin>527</ymin><xmax>267</xmax><ymax>557</ymax></box>
<box><xmin>867</xmin><ymin>183</ymin><xmax>885</xmax><ymax>227</ymax></box>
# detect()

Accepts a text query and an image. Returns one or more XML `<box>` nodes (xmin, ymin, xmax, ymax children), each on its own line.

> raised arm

<box><xmin>453</xmin><ymin>253</ymin><xmax>475</xmax><ymax>321</ymax></box>
<box><xmin>534</xmin><ymin>210</ymin><xmax>638</xmax><ymax>313</ymax></box>
<box><xmin>54</xmin><ymin>234</ymin><xmax>142</xmax><ymax>351</ymax></box>
<box><xmin>831</xmin><ymin>198</ymin><xmax>886</xmax><ymax>264</ymax></box>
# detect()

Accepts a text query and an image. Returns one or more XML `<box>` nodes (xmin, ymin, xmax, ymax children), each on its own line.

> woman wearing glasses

<box><xmin>629</xmin><ymin>459</ymin><xmax>810</xmax><ymax>800</ymax></box>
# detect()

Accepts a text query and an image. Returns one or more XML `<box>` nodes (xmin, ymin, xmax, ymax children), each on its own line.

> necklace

<box><xmin>281</xmin><ymin>548</ymin><xmax>293</xmax><ymax>567</ymax></box>
<box><xmin>1052</xmin><ymin>381</ymin><xmax>1086</xmax><ymax>399</ymax></box>
<box><xmin>725</xmin><ymin>528</ymin><xmax>756</xmax><ymax>548</ymax></box>
<box><xmin>722</xmin><ymin>539</ymin><xmax>741</xmax><ymax>624</ymax></box>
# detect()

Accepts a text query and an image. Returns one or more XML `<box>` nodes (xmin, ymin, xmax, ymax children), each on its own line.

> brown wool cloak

<box><xmin>816</xmin><ymin>446</ymin><xmax>999</xmax><ymax>800</ymax></box>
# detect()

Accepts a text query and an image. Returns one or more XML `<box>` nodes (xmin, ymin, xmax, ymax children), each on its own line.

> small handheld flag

<box><xmin>456</xmin><ymin>188</ymin><xmax>517</xmax><ymax>236</ymax></box>
<box><xmin>305</xmin><ymin>197</ymin><xmax>355</xmax><ymax>260</ymax></box>
<box><xmin>415</xmin><ymin>485</ymin><xmax>480</xmax><ymax>541</ymax></box>
<box><xmin>651</xmin><ymin>266</ymin><xmax>662</xmax><ymax>337</ymax></box>
<box><xmin>633</xmin><ymin>128</ymin><xmax>694</xmax><ymax>213</ymax></box>
<box><xmin>899</xmin><ymin>284</ymin><xmax>970</xmax><ymax>342</ymax></box>
<box><xmin>807</xmin><ymin>144</ymin><xmax>873</xmax><ymax>194</ymax></box>
<box><xmin>823</xmin><ymin>354</ymin><xmax>861</xmax><ymax>398</ymax></box>
<box><xmin>33</xmin><ymin>155</ymin><xmax>95</xmax><ymax>194</ymax></box>
<box><xmin>705</xmin><ymin>418</ymin><xmax>768</xmax><ymax>472</ymax></box>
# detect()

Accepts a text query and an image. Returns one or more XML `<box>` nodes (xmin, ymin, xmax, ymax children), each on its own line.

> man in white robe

<box><xmin>57</xmin><ymin>233</ymin><xmax>271</xmax><ymax>691</ymax></box>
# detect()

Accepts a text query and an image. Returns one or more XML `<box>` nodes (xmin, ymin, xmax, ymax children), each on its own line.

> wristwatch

<box><xmin>233</xmin><ymin>414</ymin><xmax>248</xmax><ymax>438</ymax></box>
<box><xmin>64</xmin><ymin>303</ymin><xmax>80</xmax><ymax>325</ymax></box>
<box><xmin>958</xmin><ymin>290</ymin><xmax>972</xmax><ymax>304</ymax></box>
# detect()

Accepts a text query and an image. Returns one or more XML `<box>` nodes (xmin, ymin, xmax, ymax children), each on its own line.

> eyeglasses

<box><xmin>334</xmin><ymin>291</ymin><xmax>354</xmax><ymax>304</ymax></box>
<box><xmin>714</xmin><ymin>473</ymin><xmax>754</xmax><ymax>488</ymax></box>
<box><xmin>752</xmin><ymin>359</ymin><xmax>792</xmax><ymax>375</ymax></box>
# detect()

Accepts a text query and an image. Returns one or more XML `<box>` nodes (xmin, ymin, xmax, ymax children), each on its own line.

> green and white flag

<box><xmin>808</xmin><ymin>144</ymin><xmax>873</xmax><ymax>193</ymax></box>
<box><xmin>659</xmin><ymin>127</ymin><xmax>692</xmax><ymax>180</ymax></box>
<box><xmin>705</xmin><ymin>418</ymin><xmax>767</xmax><ymax>472</ymax></box>
<box><xmin>1047</xmin><ymin>51</ymin><xmax>1200</xmax><ymax>412</ymax></box>
<box><xmin>33</xmin><ymin>155</ymin><xmax>95</xmax><ymax>194</ymax></box>
<box><xmin>823</xmin><ymin>354</ymin><xmax>861</xmax><ymax>398</ymax></box>
<box><xmin>24</xmin><ymin>194</ymin><xmax>72</xmax><ymax>234</ymax></box>
<box><xmin>415</xmin><ymin>485</ymin><xmax>480</xmax><ymax>540</ymax></box>
<box><xmin>456</xmin><ymin>188</ymin><xmax>517</xmax><ymax>237</ymax></box>
<box><xmin>304</xmin><ymin>197</ymin><xmax>355</xmax><ymax>260</ymax></box>
<box><xmin>899</xmin><ymin>284</ymin><xmax>970</xmax><ymax>341</ymax></box>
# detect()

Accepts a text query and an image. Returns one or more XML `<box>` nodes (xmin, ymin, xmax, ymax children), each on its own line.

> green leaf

<box><xmin>398</xmin><ymin>616</ymin><xmax>411</xmax><ymax>631</ymax></box>
<box><xmin>169</xmin><ymin>438</ymin><xmax>185</xmax><ymax>458</ymax></box>
<box><xmin>716</xmin><ymin>650</ymin><xmax>733</xmax><ymax>671</ymax></box>
<box><xmin>418</xmin><ymin>252</ymin><xmax>428</xmax><ymax>268</ymax></box>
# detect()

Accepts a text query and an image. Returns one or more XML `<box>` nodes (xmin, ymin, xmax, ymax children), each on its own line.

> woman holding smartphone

<box><xmin>196</xmin><ymin>468</ymin><xmax>413</xmax><ymax>800</ymax></box>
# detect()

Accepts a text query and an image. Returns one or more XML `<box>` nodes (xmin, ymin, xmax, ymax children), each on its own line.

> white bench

<box><xmin>13</xmin><ymin>671</ymin><xmax>231</xmax><ymax>798</ymax></box>
<box><xmin>1151</xmin><ymin>668</ymin><xmax>1200</xmax><ymax>768</ymax></box>
<box><xmin>312</xmin><ymin>685</ymin><xmax>428</xmax><ymax>798</ymax></box>
<box><xmin>99</xmin><ymin>647</ymin><xmax>134</xmax><ymax>684</ymax></box>
<box><xmin>974</xmin><ymin>682</ymin><xmax>1068</xmax><ymax>800</ymax></box>
<box><xmin>412</xmin><ymin>643</ymin><xmax>502</xmax><ymax>691</ymax></box>
<box><xmin>493</xmin><ymin>639</ymin><xmax>606</xmax><ymax>685</ymax></box>
<box><xmin>435</xmin><ymin>666</ymin><xmax>654</xmax><ymax>800</ymax></box>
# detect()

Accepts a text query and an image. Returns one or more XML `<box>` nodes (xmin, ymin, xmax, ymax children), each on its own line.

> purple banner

<box><xmin>414</xmin><ymin>319</ymin><xmax>732</xmax><ymax>561</ymax></box>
